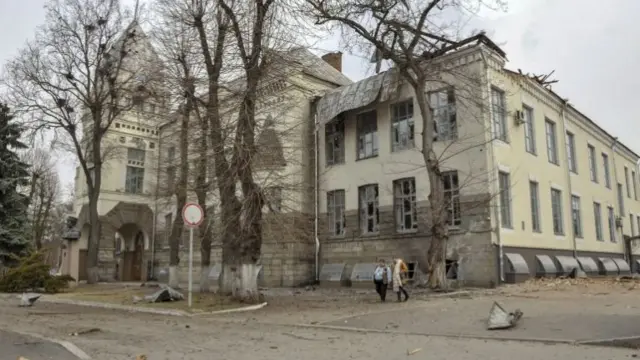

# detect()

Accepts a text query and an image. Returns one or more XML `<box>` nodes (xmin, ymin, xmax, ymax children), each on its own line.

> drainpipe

<box><xmin>611</xmin><ymin>137</ymin><xmax>622</xmax><ymax>253</ymax></box>
<box><xmin>559</xmin><ymin>100</ymin><xmax>577</xmax><ymax>259</ymax></box>
<box><xmin>150</xmin><ymin>125</ymin><xmax>162</xmax><ymax>280</ymax></box>
<box><xmin>479</xmin><ymin>50</ymin><xmax>503</xmax><ymax>283</ymax></box>
<box><xmin>312</xmin><ymin>98</ymin><xmax>320</xmax><ymax>282</ymax></box>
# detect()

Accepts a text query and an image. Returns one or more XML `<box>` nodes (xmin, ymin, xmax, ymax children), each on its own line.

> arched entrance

<box><xmin>115</xmin><ymin>223</ymin><xmax>148</xmax><ymax>282</ymax></box>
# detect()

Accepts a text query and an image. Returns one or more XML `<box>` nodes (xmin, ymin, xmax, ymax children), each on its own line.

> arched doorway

<box><xmin>115</xmin><ymin>223</ymin><xmax>147</xmax><ymax>282</ymax></box>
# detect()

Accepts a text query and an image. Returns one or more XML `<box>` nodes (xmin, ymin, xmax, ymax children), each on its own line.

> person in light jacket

<box><xmin>393</xmin><ymin>258</ymin><xmax>410</xmax><ymax>302</ymax></box>
<box><xmin>373</xmin><ymin>259</ymin><xmax>392</xmax><ymax>302</ymax></box>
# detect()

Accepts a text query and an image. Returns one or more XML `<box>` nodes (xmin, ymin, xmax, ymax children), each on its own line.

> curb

<box><xmin>5</xmin><ymin>329</ymin><xmax>92</xmax><ymax>359</ymax></box>
<box><xmin>40</xmin><ymin>297</ymin><xmax>269</xmax><ymax>317</ymax></box>
<box><xmin>279</xmin><ymin>322</ymin><xmax>576</xmax><ymax>345</ymax></box>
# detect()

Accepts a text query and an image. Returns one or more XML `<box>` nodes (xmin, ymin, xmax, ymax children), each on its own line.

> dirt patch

<box><xmin>55</xmin><ymin>284</ymin><xmax>242</xmax><ymax>313</ymax></box>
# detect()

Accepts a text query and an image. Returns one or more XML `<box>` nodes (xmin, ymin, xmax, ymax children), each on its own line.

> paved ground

<box><xmin>0</xmin><ymin>329</ymin><xmax>75</xmax><ymax>360</ymax></box>
<box><xmin>2</xmin><ymin>278</ymin><xmax>640</xmax><ymax>359</ymax></box>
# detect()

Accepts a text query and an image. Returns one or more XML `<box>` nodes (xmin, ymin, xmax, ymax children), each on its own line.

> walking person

<box><xmin>373</xmin><ymin>259</ymin><xmax>392</xmax><ymax>302</ymax></box>
<box><xmin>393</xmin><ymin>258</ymin><xmax>409</xmax><ymax>302</ymax></box>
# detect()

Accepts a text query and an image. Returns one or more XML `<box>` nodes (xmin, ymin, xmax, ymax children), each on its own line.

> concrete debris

<box><xmin>69</xmin><ymin>328</ymin><xmax>101</xmax><ymax>336</ymax></box>
<box><xmin>143</xmin><ymin>284</ymin><xmax>184</xmax><ymax>303</ymax></box>
<box><xmin>407</xmin><ymin>348</ymin><xmax>422</xmax><ymax>356</ymax></box>
<box><xmin>136</xmin><ymin>355</ymin><xmax>147</xmax><ymax>360</ymax></box>
<box><xmin>18</xmin><ymin>293</ymin><xmax>41</xmax><ymax>307</ymax></box>
<box><xmin>18</xmin><ymin>357</ymin><xmax>30</xmax><ymax>360</ymax></box>
<box><xmin>568</xmin><ymin>267</ymin><xmax>587</xmax><ymax>279</ymax></box>
<box><xmin>487</xmin><ymin>301</ymin><xmax>523</xmax><ymax>330</ymax></box>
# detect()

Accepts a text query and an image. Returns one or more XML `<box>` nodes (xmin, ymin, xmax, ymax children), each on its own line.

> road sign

<box><xmin>181</xmin><ymin>202</ymin><xmax>204</xmax><ymax>308</ymax></box>
<box><xmin>182</xmin><ymin>202</ymin><xmax>204</xmax><ymax>227</ymax></box>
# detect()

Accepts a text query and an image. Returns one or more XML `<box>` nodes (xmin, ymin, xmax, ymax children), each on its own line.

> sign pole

<box><xmin>181</xmin><ymin>202</ymin><xmax>204</xmax><ymax>310</ymax></box>
<box><xmin>188</xmin><ymin>227</ymin><xmax>194</xmax><ymax>308</ymax></box>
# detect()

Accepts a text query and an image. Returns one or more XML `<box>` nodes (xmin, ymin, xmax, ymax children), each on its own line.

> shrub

<box><xmin>0</xmin><ymin>251</ymin><xmax>75</xmax><ymax>293</ymax></box>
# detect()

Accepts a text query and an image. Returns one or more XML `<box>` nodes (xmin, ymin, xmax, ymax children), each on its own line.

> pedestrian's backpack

<box><xmin>382</xmin><ymin>267</ymin><xmax>388</xmax><ymax>284</ymax></box>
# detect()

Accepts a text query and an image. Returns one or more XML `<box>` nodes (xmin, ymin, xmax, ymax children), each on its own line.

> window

<box><xmin>167</xmin><ymin>146</ymin><xmax>176</xmax><ymax>163</ymax></box>
<box><xmin>545</xmin><ymin>119</ymin><xmax>558</xmax><ymax>164</ymax></box>
<box><xmin>265</xmin><ymin>186</ymin><xmax>282</xmax><ymax>212</ymax></box>
<box><xmin>356</xmin><ymin>111</ymin><xmax>378</xmax><ymax>159</ymax></box>
<box><xmin>498</xmin><ymin>171</ymin><xmax>512</xmax><ymax>228</ymax></box>
<box><xmin>602</xmin><ymin>153</ymin><xmax>611</xmax><ymax>188</ymax></box>
<box><xmin>529</xmin><ymin>181</ymin><xmax>541</xmax><ymax>232</ymax></box>
<box><xmin>523</xmin><ymin>106</ymin><xmax>536</xmax><ymax>154</ymax></box>
<box><xmin>608</xmin><ymin>206</ymin><xmax>616</xmax><ymax>243</ymax></box>
<box><xmin>393</xmin><ymin>178</ymin><xmax>418</xmax><ymax>231</ymax></box>
<box><xmin>571</xmin><ymin>195</ymin><xmax>582</xmax><ymax>238</ymax></box>
<box><xmin>566</xmin><ymin>132</ymin><xmax>577</xmax><ymax>173</ymax></box>
<box><xmin>618</xmin><ymin>183</ymin><xmax>625</xmax><ymax>214</ymax></box>
<box><xmin>166</xmin><ymin>166</ymin><xmax>176</xmax><ymax>192</ymax></box>
<box><xmin>164</xmin><ymin>213</ymin><xmax>173</xmax><ymax>246</ymax></box>
<box><xmin>125</xmin><ymin>148</ymin><xmax>145</xmax><ymax>194</ymax></box>
<box><xmin>327</xmin><ymin>190</ymin><xmax>345</xmax><ymax>236</ymax></box>
<box><xmin>593</xmin><ymin>202</ymin><xmax>603</xmax><ymax>241</ymax></box>
<box><xmin>430</xmin><ymin>88</ymin><xmax>457</xmax><ymax>141</ymax></box>
<box><xmin>633</xmin><ymin>171</ymin><xmax>638</xmax><ymax>200</ymax></box>
<box><xmin>358</xmin><ymin>184</ymin><xmax>379</xmax><ymax>234</ymax></box>
<box><xmin>325</xmin><ymin>116</ymin><xmax>345</xmax><ymax>165</ymax></box>
<box><xmin>551</xmin><ymin>188</ymin><xmax>563</xmax><ymax>235</ymax></box>
<box><xmin>588</xmin><ymin>145</ymin><xmax>597</xmax><ymax>182</ymax></box>
<box><xmin>443</xmin><ymin>172</ymin><xmax>461</xmax><ymax>226</ymax></box>
<box><xmin>125</xmin><ymin>167</ymin><xmax>144</xmax><ymax>194</ymax></box>
<box><xmin>637</xmin><ymin>216</ymin><xmax>640</xmax><ymax>239</ymax></box>
<box><xmin>631</xmin><ymin>214</ymin><xmax>635</xmax><ymax>236</ymax></box>
<box><xmin>491</xmin><ymin>88</ymin><xmax>507</xmax><ymax>142</ymax></box>
<box><xmin>625</xmin><ymin>167</ymin><xmax>631</xmax><ymax>198</ymax></box>
<box><xmin>391</xmin><ymin>100</ymin><xmax>415</xmax><ymax>150</ymax></box>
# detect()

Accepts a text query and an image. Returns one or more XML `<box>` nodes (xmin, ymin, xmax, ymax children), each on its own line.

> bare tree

<box><xmin>22</xmin><ymin>148</ymin><xmax>61</xmax><ymax>251</ymax></box>
<box><xmin>0</xmin><ymin>0</ymin><xmax>150</xmax><ymax>283</ymax></box>
<box><xmin>305</xmin><ymin>0</ymin><xmax>505</xmax><ymax>288</ymax></box>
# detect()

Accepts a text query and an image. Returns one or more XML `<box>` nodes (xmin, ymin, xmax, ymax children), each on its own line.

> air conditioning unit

<box><xmin>615</xmin><ymin>216</ymin><xmax>623</xmax><ymax>229</ymax></box>
<box><xmin>514</xmin><ymin>110</ymin><xmax>525</xmax><ymax>126</ymax></box>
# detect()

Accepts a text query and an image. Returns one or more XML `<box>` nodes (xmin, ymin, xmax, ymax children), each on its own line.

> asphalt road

<box><xmin>0</xmin><ymin>330</ymin><xmax>77</xmax><ymax>360</ymax></box>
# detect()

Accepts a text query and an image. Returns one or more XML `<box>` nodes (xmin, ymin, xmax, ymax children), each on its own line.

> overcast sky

<box><xmin>1</xmin><ymin>0</ymin><xmax>639</xmax><ymax>194</ymax></box>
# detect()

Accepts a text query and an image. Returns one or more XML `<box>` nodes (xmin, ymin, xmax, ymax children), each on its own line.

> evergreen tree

<box><xmin>0</xmin><ymin>103</ymin><xmax>31</xmax><ymax>265</ymax></box>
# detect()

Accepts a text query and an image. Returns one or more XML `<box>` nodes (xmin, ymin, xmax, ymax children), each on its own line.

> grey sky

<box><xmin>1</xmin><ymin>0</ymin><xmax>639</xmax><ymax>193</ymax></box>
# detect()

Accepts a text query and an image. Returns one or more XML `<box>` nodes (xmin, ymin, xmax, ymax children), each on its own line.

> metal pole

<box><xmin>188</xmin><ymin>227</ymin><xmax>193</xmax><ymax>308</ymax></box>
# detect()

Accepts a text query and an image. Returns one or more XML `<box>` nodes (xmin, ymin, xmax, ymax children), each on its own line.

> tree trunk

<box><xmin>86</xmin><ymin>193</ymin><xmax>102</xmax><ymax>284</ymax></box>
<box><xmin>169</xmin><ymin>101</ymin><xmax>191</xmax><ymax>288</ymax></box>
<box><xmin>414</xmin><ymin>79</ymin><xmax>448</xmax><ymax>289</ymax></box>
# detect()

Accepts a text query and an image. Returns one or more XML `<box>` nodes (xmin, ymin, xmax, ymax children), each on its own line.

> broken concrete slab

<box><xmin>143</xmin><ymin>284</ymin><xmax>184</xmax><ymax>303</ymax></box>
<box><xmin>487</xmin><ymin>301</ymin><xmax>523</xmax><ymax>330</ymax></box>
<box><xmin>18</xmin><ymin>293</ymin><xmax>41</xmax><ymax>307</ymax></box>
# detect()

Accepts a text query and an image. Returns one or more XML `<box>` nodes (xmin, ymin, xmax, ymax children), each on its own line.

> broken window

<box><xmin>394</xmin><ymin>178</ymin><xmax>417</xmax><ymax>231</ymax></box>
<box><xmin>391</xmin><ymin>100</ymin><xmax>414</xmax><ymax>151</ymax></box>
<box><xmin>358</xmin><ymin>184</ymin><xmax>379</xmax><ymax>234</ymax></box>
<box><xmin>264</xmin><ymin>186</ymin><xmax>282</xmax><ymax>213</ymax></box>
<box><xmin>356</xmin><ymin>110</ymin><xmax>378</xmax><ymax>159</ymax></box>
<box><xmin>430</xmin><ymin>88</ymin><xmax>457</xmax><ymax>141</ymax></box>
<box><xmin>327</xmin><ymin>190</ymin><xmax>345</xmax><ymax>236</ymax></box>
<box><xmin>325</xmin><ymin>115</ymin><xmax>345</xmax><ymax>166</ymax></box>
<box><xmin>443</xmin><ymin>171</ymin><xmax>461</xmax><ymax>226</ymax></box>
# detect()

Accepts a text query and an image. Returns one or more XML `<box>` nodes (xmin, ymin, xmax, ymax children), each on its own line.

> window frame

<box><xmin>571</xmin><ymin>195</ymin><xmax>582</xmax><ymax>238</ymax></box>
<box><xmin>602</xmin><ymin>153</ymin><xmax>611</xmax><ymax>188</ymax></box>
<box><xmin>550</xmin><ymin>188</ymin><xmax>564</xmax><ymax>235</ymax></box>
<box><xmin>390</xmin><ymin>99</ymin><xmax>415</xmax><ymax>151</ymax></box>
<box><xmin>608</xmin><ymin>206</ymin><xmax>616</xmax><ymax>243</ymax></box>
<box><xmin>566</xmin><ymin>131</ymin><xmax>577</xmax><ymax>173</ymax></box>
<box><xmin>325</xmin><ymin>116</ymin><xmax>345</xmax><ymax>166</ymax></box>
<box><xmin>356</xmin><ymin>110</ymin><xmax>379</xmax><ymax>160</ymax></box>
<box><xmin>498</xmin><ymin>171</ymin><xmax>512</xmax><ymax>228</ymax></box>
<box><xmin>523</xmin><ymin>105</ymin><xmax>536</xmax><ymax>155</ymax></box>
<box><xmin>545</xmin><ymin>119</ymin><xmax>559</xmax><ymax>165</ymax></box>
<box><xmin>625</xmin><ymin>166</ymin><xmax>631</xmax><ymax>198</ymax></box>
<box><xmin>393</xmin><ymin>178</ymin><xmax>418</xmax><ymax>232</ymax></box>
<box><xmin>443</xmin><ymin>171</ymin><xmax>462</xmax><ymax>227</ymax></box>
<box><xmin>594</xmin><ymin>202</ymin><xmax>603</xmax><ymax>241</ymax></box>
<box><xmin>326</xmin><ymin>190</ymin><xmax>346</xmax><ymax>237</ymax></box>
<box><xmin>491</xmin><ymin>87</ymin><xmax>508</xmax><ymax>142</ymax></box>
<box><xmin>429</xmin><ymin>87</ymin><xmax>457</xmax><ymax>142</ymax></box>
<box><xmin>529</xmin><ymin>181</ymin><xmax>541</xmax><ymax>232</ymax></box>
<box><xmin>588</xmin><ymin>145</ymin><xmax>597</xmax><ymax>183</ymax></box>
<box><xmin>358</xmin><ymin>184</ymin><xmax>380</xmax><ymax>234</ymax></box>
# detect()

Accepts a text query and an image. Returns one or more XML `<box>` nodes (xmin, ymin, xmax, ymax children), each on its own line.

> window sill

<box><xmin>526</xmin><ymin>150</ymin><xmax>537</xmax><ymax>157</ymax></box>
<box><xmin>391</xmin><ymin>145</ymin><xmax>415</xmax><ymax>153</ymax></box>
<box><xmin>493</xmin><ymin>139</ymin><xmax>510</xmax><ymax>147</ymax></box>
<box><xmin>396</xmin><ymin>229</ymin><xmax>418</xmax><ymax>235</ymax></box>
<box><xmin>356</xmin><ymin>155</ymin><xmax>379</xmax><ymax>162</ymax></box>
<box><xmin>360</xmin><ymin>231</ymin><xmax>380</xmax><ymax>238</ymax></box>
<box><xmin>325</xmin><ymin>162</ymin><xmax>346</xmax><ymax>168</ymax></box>
<box><xmin>328</xmin><ymin>234</ymin><xmax>346</xmax><ymax>240</ymax></box>
<box><xmin>549</xmin><ymin>161</ymin><xmax>560</xmax><ymax>167</ymax></box>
